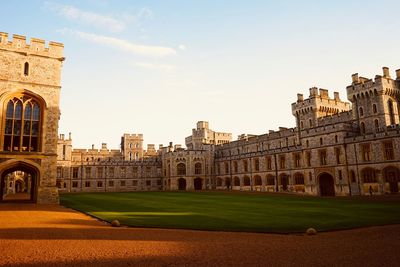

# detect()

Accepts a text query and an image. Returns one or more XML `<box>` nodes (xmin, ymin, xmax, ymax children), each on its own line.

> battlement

<box><xmin>0</xmin><ymin>32</ymin><xmax>64</xmax><ymax>59</ymax></box>
<box><xmin>347</xmin><ymin>67</ymin><xmax>400</xmax><ymax>100</ymax></box>
<box><xmin>122</xmin><ymin>133</ymin><xmax>143</xmax><ymax>139</ymax></box>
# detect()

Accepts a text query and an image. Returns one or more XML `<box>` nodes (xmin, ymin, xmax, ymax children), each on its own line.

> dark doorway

<box><xmin>280</xmin><ymin>175</ymin><xmax>288</xmax><ymax>191</ymax></box>
<box><xmin>384</xmin><ymin>167</ymin><xmax>399</xmax><ymax>193</ymax></box>
<box><xmin>225</xmin><ymin>178</ymin><xmax>231</xmax><ymax>190</ymax></box>
<box><xmin>319</xmin><ymin>173</ymin><xmax>335</xmax><ymax>196</ymax></box>
<box><xmin>178</xmin><ymin>178</ymin><xmax>186</xmax><ymax>190</ymax></box>
<box><xmin>194</xmin><ymin>178</ymin><xmax>202</xmax><ymax>190</ymax></box>
<box><xmin>1</xmin><ymin>164</ymin><xmax>37</xmax><ymax>202</ymax></box>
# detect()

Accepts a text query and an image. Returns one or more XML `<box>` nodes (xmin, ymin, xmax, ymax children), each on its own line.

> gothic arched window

<box><xmin>24</xmin><ymin>62</ymin><xmax>29</xmax><ymax>76</ymax></box>
<box><xmin>3</xmin><ymin>97</ymin><xmax>41</xmax><ymax>152</ymax></box>
<box><xmin>388</xmin><ymin>100</ymin><xmax>395</xmax><ymax>125</ymax></box>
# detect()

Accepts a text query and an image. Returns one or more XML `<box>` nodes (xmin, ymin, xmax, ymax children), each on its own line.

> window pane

<box><xmin>33</xmin><ymin>104</ymin><xmax>40</xmax><ymax>121</ymax></box>
<box><xmin>23</xmin><ymin>121</ymin><xmax>31</xmax><ymax>135</ymax></box>
<box><xmin>24</xmin><ymin>104</ymin><xmax>32</xmax><ymax>120</ymax></box>
<box><xmin>31</xmin><ymin>121</ymin><xmax>39</xmax><ymax>136</ymax></box>
<box><xmin>13</xmin><ymin>120</ymin><xmax>21</xmax><ymax>135</ymax></box>
<box><xmin>5</xmin><ymin>119</ymin><xmax>13</xmax><ymax>134</ymax></box>
<box><xmin>15</xmin><ymin>102</ymin><xmax>22</xmax><ymax>119</ymax></box>
<box><xmin>6</xmin><ymin>101</ymin><xmax>14</xmax><ymax>118</ymax></box>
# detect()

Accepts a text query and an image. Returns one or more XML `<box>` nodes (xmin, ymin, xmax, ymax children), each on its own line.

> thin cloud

<box><xmin>44</xmin><ymin>2</ymin><xmax>152</xmax><ymax>33</ymax></box>
<box><xmin>135</xmin><ymin>62</ymin><xmax>175</xmax><ymax>72</ymax></box>
<box><xmin>58</xmin><ymin>28</ymin><xmax>176</xmax><ymax>57</ymax></box>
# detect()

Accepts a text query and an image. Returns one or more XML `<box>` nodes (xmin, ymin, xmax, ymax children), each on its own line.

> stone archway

<box><xmin>194</xmin><ymin>178</ymin><xmax>202</xmax><ymax>190</ymax></box>
<box><xmin>0</xmin><ymin>162</ymin><xmax>38</xmax><ymax>202</ymax></box>
<box><xmin>178</xmin><ymin>178</ymin><xmax>186</xmax><ymax>191</ymax></box>
<box><xmin>383</xmin><ymin>166</ymin><xmax>400</xmax><ymax>193</ymax></box>
<box><xmin>318</xmin><ymin>172</ymin><xmax>335</xmax><ymax>196</ymax></box>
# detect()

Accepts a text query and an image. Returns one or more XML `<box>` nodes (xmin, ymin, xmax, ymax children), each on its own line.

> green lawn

<box><xmin>60</xmin><ymin>191</ymin><xmax>400</xmax><ymax>233</ymax></box>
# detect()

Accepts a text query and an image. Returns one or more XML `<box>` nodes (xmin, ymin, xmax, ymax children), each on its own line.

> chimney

<box><xmin>383</xmin><ymin>67</ymin><xmax>391</xmax><ymax>78</ymax></box>
<box><xmin>309</xmin><ymin>87</ymin><xmax>318</xmax><ymax>97</ymax></box>
<box><xmin>334</xmin><ymin>92</ymin><xmax>340</xmax><ymax>101</ymax></box>
<box><xmin>396</xmin><ymin>69</ymin><xmax>400</xmax><ymax>80</ymax></box>
<box><xmin>101</xmin><ymin>143</ymin><xmax>107</xmax><ymax>150</ymax></box>
<box><xmin>68</xmin><ymin>132</ymin><xmax>72</xmax><ymax>140</ymax></box>
<box><xmin>351</xmin><ymin>73</ymin><xmax>359</xmax><ymax>84</ymax></box>
<box><xmin>91</xmin><ymin>144</ymin><xmax>94</xmax><ymax>150</ymax></box>
<box><xmin>297</xmin><ymin>93</ymin><xmax>304</xmax><ymax>102</ymax></box>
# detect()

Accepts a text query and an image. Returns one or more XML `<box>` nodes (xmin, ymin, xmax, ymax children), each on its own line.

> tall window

<box><xmin>360</xmin><ymin>122</ymin><xmax>366</xmax><ymax>134</ymax></box>
<box><xmin>234</xmin><ymin>161</ymin><xmax>238</xmax><ymax>173</ymax></box>
<box><xmin>224</xmin><ymin>162</ymin><xmax>229</xmax><ymax>174</ymax></box>
<box><xmin>306</xmin><ymin>151</ymin><xmax>311</xmax><ymax>167</ymax></box>
<box><xmin>373</xmin><ymin>104</ymin><xmax>377</xmax><ymax>114</ymax></box>
<box><xmin>359</xmin><ymin>106</ymin><xmax>364</xmax><ymax>117</ymax></box>
<box><xmin>293</xmin><ymin>153</ymin><xmax>301</xmax><ymax>167</ymax></box>
<box><xmin>85</xmin><ymin>167</ymin><xmax>91</xmax><ymax>178</ymax></box>
<box><xmin>194</xmin><ymin>162</ymin><xmax>202</xmax><ymax>174</ymax></box>
<box><xmin>266</xmin><ymin>157</ymin><xmax>272</xmax><ymax>170</ymax></box>
<box><xmin>319</xmin><ymin>150</ymin><xmax>327</xmax><ymax>165</ymax></box>
<box><xmin>243</xmin><ymin>160</ymin><xmax>248</xmax><ymax>172</ymax></box>
<box><xmin>383</xmin><ymin>141</ymin><xmax>394</xmax><ymax>160</ymax></box>
<box><xmin>4</xmin><ymin>97</ymin><xmax>41</xmax><ymax>152</ymax></box>
<box><xmin>279</xmin><ymin>156</ymin><xmax>285</xmax><ymax>169</ymax></box>
<box><xmin>177</xmin><ymin>163</ymin><xmax>186</xmax><ymax>175</ymax></box>
<box><xmin>388</xmin><ymin>100</ymin><xmax>395</xmax><ymax>125</ymax></box>
<box><xmin>361</xmin><ymin>143</ymin><xmax>371</xmax><ymax>162</ymax></box>
<box><xmin>24</xmin><ymin>62</ymin><xmax>29</xmax><ymax>76</ymax></box>
<box><xmin>374</xmin><ymin>119</ymin><xmax>379</xmax><ymax>132</ymax></box>
<box><xmin>294</xmin><ymin>173</ymin><xmax>305</xmax><ymax>185</ymax></box>
<box><xmin>254</xmin><ymin>158</ymin><xmax>260</xmax><ymax>171</ymax></box>
<box><xmin>335</xmin><ymin>147</ymin><xmax>341</xmax><ymax>164</ymax></box>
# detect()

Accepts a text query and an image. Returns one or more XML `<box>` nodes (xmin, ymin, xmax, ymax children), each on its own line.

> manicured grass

<box><xmin>60</xmin><ymin>191</ymin><xmax>400</xmax><ymax>233</ymax></box>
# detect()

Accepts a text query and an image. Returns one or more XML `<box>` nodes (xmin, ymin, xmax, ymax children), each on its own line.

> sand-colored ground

<box><xmin>0</xmin><ymin>204</ymin><xmax>399</xmax><ymax>267</ymax></box>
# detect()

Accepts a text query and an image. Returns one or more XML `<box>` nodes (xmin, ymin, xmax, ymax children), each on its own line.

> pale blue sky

<box><xmin>1</xmin><ymin>1</ymin><xmax>400</xmax><ymax>148</ymax></box>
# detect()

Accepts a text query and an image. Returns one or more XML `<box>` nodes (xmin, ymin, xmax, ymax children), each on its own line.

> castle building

<box><xmin>0</xmin><ymin>32</ymin><xmax>64</xmax><ymax>203</ymax></box>
<box><xmin>1</xmin><ymin>31</ymin><xmax>398</xmax><ymax>202</ymax></box>
<box><xmin>58</xmin><ymin>67</ymin><xmax>400</xmax><ymax>196</ymax></box>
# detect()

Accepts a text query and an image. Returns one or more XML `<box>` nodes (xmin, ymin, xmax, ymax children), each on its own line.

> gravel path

<box><xmin>0</xmin><ymin>204</ymin><xmax>399</xmax><ymax>267</ymax></box>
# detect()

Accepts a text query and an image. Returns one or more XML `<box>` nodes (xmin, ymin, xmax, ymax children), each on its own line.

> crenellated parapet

<box><xmin>0</xmin><ymin>32</ymin><xmax>64</xmax><ymax>60</ymax></box>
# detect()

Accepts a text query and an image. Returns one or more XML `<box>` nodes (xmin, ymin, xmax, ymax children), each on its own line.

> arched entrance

<box><xmin>383</xmin><ymin>167</ymin><xmax>399</xmax><ymax>193</ymax></box>
<box><xmin>318</xmin><ymin>173</ymin><xmax>335</xmax><ymax>196</ymax></box>
<box><xmin>194</xmin><ymin>178</ymin><xmax>202</xmax><ymax>190</ymax></box>
<box><xmin>0</xmin><ymin>163</ymin><xmax>38</xmax><ymax>202</ymax></box>
<box><xmin>280</xmin><ymin>174</ymin><xmax>289</xmax><ymax>191</ymax></box>
<box><xmin>178</xmin><ymin>178</ymin><xmax>186</xmax><ymax>190</ymax></box>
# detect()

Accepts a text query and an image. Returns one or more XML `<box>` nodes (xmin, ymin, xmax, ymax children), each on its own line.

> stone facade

<box><xmin>59</xmin><ymin>68</ymin><xmax>400</xmax><ymax>196</ymax></box>
<box><xmin>56</xmin><ymin>134</ymin><xmax>162</xmax><ymax>193</ymax></box>
<box><xmin>0</xmin><ymin>32</ymin><xmax>64</xmax><ymax>203</ymax></box>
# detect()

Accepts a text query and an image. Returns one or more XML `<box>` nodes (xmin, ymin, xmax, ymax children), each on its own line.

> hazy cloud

<box><xmin>58</xmin><ymin>28</ymin><xmax>176</xmax><ymax>57</ymax></box>
<box><xmin>178</xmin><ymin>44</ymin><xmax>187</xmax><ymax>51</ymax></box>
<box><xmin>44</xmin><ymin>2</ymin><xmax>153</xmax><ymax>33</ymax></box>
<box><xmin>135</xmin><ymin>62</ymin><xmax>175</xmax><ymax>72</ymax></box>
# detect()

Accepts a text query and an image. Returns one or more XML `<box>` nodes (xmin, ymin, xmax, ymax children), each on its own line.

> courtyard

<box><xmin>0</xmin><ymin>201</ymin><xmax>399</xmax><ymax>266</ymax></box>
<box><xmin>60</xmin><ymin>191</ymin><xmax>400</xmax><ymax>233</ymax></box>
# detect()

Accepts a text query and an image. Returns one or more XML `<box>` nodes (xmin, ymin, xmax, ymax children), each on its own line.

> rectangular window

<box><xmin>108</xmin><ymin>180</ymin><xmax>114</xmax><ymax>187</ymax></box>
<box><xmin>157</xmin><ymin>180</ymin><xmax>162</xmax><ymax>186</ymax></box>
<box><xmin>97</xmin><ymin>181</ymin><xmax>103</xmax><ymax>187</ymax></box>
<box><xmin>72</xmin><ymin>167</ymin><xmax>79</xmax><ymax>179</ymax></box>
<box><xmin>97</xmin><ymin>167</ymin><xmax>103</xmax><ymax>178</ymax></box>
<box><xmin>72</xmin><ymin>181</ymin><xmax>78</xmax><ymax>188</ymax></box>
<box><xmin>120</xmin><ymin>180</ymin><xmax>126</xmax><ymax>186</ymax></box>
<box><xmin>225</xmin><ymin>162</ymin><xmax>229</xmax><ymax>174</ymax></box>
<box><xmin>293</xmin><ymin>153</ymin><xmax>301</xmax><ymax>168</ymax></box>
<box><xmin>85</xmin><ymin>181</ymin><xmax>90</xmax><ymax>188</ymax></box>
<box><xmin>85</xmin><ymin>167</ymin><xmax>91</xmax><ymax>179</ymax></box>
<box><xmin>306</xmin><ymin>151</ymin><xmax>311</xmax><ymax>167</ymax></box>
<box><xmin>132</xmin><ymin>180</ymin><xmax>138</xmax><ymax>186</ymax></box>
<box><xmin>57</xmin><ymin>167</ymin><xmax>62</xmax><ymax>178</ymax></box>
<box><xmin>266</xmin><ymin>157</ymin><xmax>272</xmax><ymax>170</ymax></box>
<box><xmin>243</xmin><ymin>160</ymin><xmax>248</xmax><ymax>172</ymax></box>
<box><xmin>319</xmin><ymin>150</ymin><xmax>327</xmax><ymax>166</ymax></box>
<box><xmin>254</xmin><ymin>158</ymin><xmax>260</xmax><ymax>171</ymax></box>
<box><xmin>146</xmin><ymin>180</ymin><xmax>151</xmax><ymax>186</ymax></box>
<box><xmin>361</xmin><ymin>143</ymin><xmax>371</xmax><ymax>162</ymax></box>
<box><xmin>132</xmin><ymin>167</ymin><xmax>138</xmax><ymax>177</ymax></box>
<box><xmin>279</xmin><ymin>156</ymin><xmax>285</xmax><ymax>169</ymax></box>
<box><xmin>335</xmin><ymin>147</ymin><xmax>341</xmax><ymax>164</ymax></box>
<box><xmin>383</xmin><ymin>141</ymin><xmax>394</xmax><ymax>160</ymax></box>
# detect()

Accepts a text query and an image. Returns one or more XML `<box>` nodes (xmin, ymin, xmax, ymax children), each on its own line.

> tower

<box><xmin>0</xmin><ymin>33</ymin><xmax>64</xmax><ymax>203</ymax></box>
<box><xmin>346</xmin><ymin>67</ymin><xmax>400</xmax><ymax>134</ymax></box>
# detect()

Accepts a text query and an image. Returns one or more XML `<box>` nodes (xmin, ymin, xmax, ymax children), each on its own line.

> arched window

<box><xmin>194</xmin><ymin>162</ymin><xmax>202</xmax><ymax>175</ymax></box>
<box><xmin>359</xmin><ymin>107</ymin><xmax>364</xmax><ymax>117</ymax></box>
<box><xmin>373</xmin><ymin>104</ymin><xmax>377</xmax><ymax>114</ymax></box>
<box><xmin>24</xmin><ymin>62</ymin><xmax>29</xmax><ymax>76</ymax></box>
<box><xmin>309</xmin><ymin>119</ymin><xmax>313</xmax><ymax>127</ymax></box>
<box><xmin>300</xmin><ymin>121</ymin><xmax>304</xmax><ymax>129</ymax></box>
<box><xmin>177</xmin><ymin>163</ymin><xmax>186</xmax><ymax>176</ymax></box>
<box><xmin>3</xmin><ymin>97</ymin><xmax>41</xmax><ymax>152</ymax></box>
<box><xmin>388</xmin><ymin>100</ymin><xmax>395</xmax><ymax>125</ymax></box>
<box><xmin>361</xmin><ymin>168</ymin><xmax>377</xmax><ymax>183</ymax></box>
<box><xmin>233</xmin><ymin>161</ymin><xmax>238</xmax><ymax>173</ymax></box>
